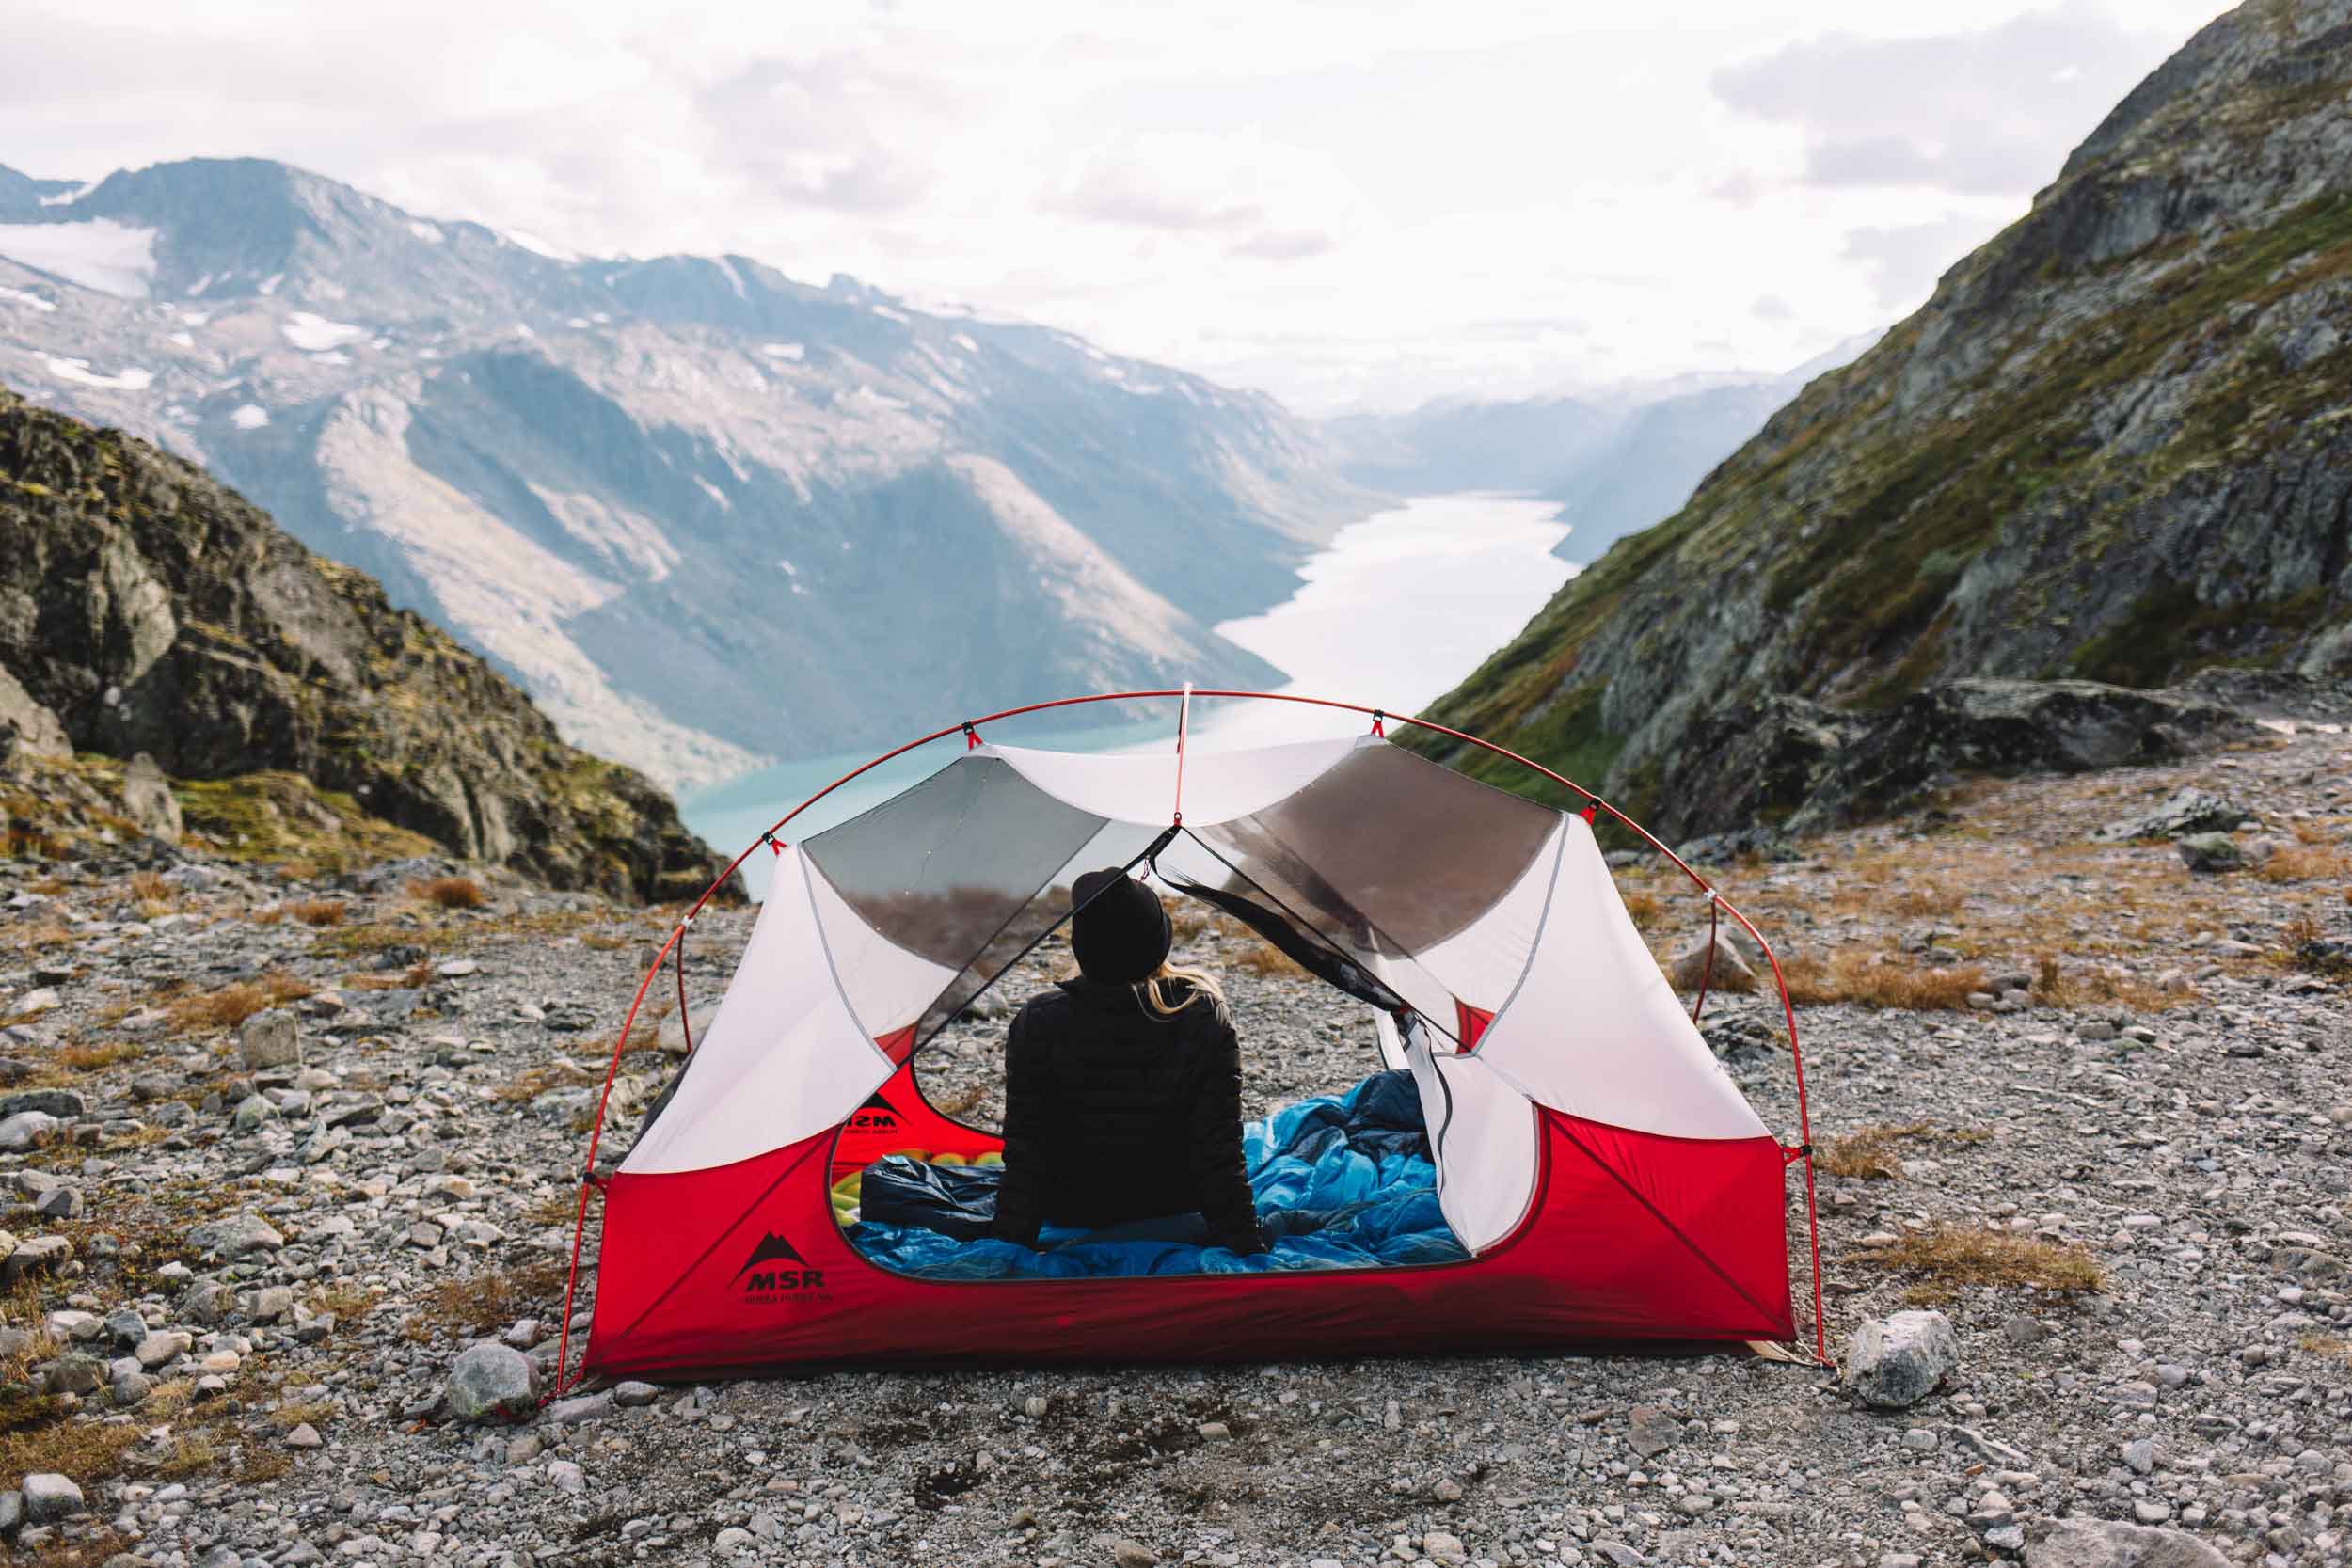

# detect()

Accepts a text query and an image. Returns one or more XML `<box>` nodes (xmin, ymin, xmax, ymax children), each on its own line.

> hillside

<box><xmin>1412</xmin><ymin>0</ymin><xmax>2352</xmax><ymax>836</ymax></box>
<box><xmin>0</xmin><ymin>158</ymin><xmax>1377</xmax><ymax>791</ymax></box>
<box><xmin>0</xmin><ymin>383</ymin><xmax>723</xmax><ymax>901</ymax></box>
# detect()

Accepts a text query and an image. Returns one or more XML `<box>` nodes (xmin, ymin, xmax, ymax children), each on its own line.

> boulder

<box><xmin>2176</xmin><ymin>834</ymin><xmax>2243</xmax><ymax>873</ymax></box>
<box><xmin>446</xmin><ymin>1341</ymin><xmax>540</xmax><ymax>1422</ymax></box>
<box><xmin>656</xmin><ymin>1003</ymin><xmax>719</xmax><ymax>1056</ymax></box>
<box><xmin>119</xmin><ymin>752</ymin><xmax>183</xmax><ymax>843</ymax></box>
<box><xmin>1842</xmin><ymin>1308</ymin><xmax>1957</xmax><ymax>1409</ymax></box>
<box><xmin>2024</xmin><ymin>1516</ymin><xmax>2229</xmax><ymax>1567</ymax></box>
<box><xmin>0</xmin><ymin>1111</ymin><xmax>57</xmax><ymax>1152</ymax></box>
<box><xmin>238</xmin><ymin>1008</ymin><xmax>301</xmax><ymax>1070</ymax></box>
<box><xmin>1667</xmin><ymin>937</ymin><xmax>1757</xmax><ymax>994</ymax></box>
<box><xmin>19</xmin><ymin>1472</ymin><xmax>82</xmax><ymax>1523</ymax></box>
<box><xmin>2096</xmin><ymin>786</ymin><xmax>2250</xmax><ymax>841</ymax></box>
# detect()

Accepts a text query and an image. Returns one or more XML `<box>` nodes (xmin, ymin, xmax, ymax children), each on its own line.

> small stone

<box><xmin>1843</xmin><ymin>1309</ymin><xmax>1958</xmax><ymax>1409</ymax></box>
<box><xmin>1900</xmin><ymin>1428</ymin><xmax>1937</xmax><ymax>1450</ymax></box>
<box><xmin>547</xmin><ymin>1458</ymin><xmax>585</xmax><ymax>1494</ymax></box>
<box><xmin>2122</xmin><ymin>1437</ymin><xmax>2154</xmax><ymax>1475</ymax></box>
<box><xmin>186</xmin><ymin>1212</ymin><xmax>285</xmax><ymax>1257</ymax></box>
<box><xmin>231</xmin><ymin>1093</ymin><xmax>278</xmax><ymax>1131</ymax></box>
<box><xmin>134</xmin><ymin>1331</ymin><xmax>192</xmax><ymax>1370</ymax></box>
<box><xmin>713</xmin><ymin>1527</ymin><xmax>753</xmax><ymax>1554</ymax></box>
<box><xmin>284</xmin><ymin>1422</ymin><xmax>322</xmax><ymax>1449</ymax></box>
<box><xmin>1628</xmin><ymin>1403</ymin><xmax>1677</xmax><ymax>1458</ymax></box>
<box><xmin>10</xmin><ymin>989</ymin><xmax>60</xmax><ymax>1017</ymax></box>
<box><xmin>612</xmin><ymin>1380</ymin><xmax>659</xmax><ymax>1408</ymax></box>
<box><xmin>445</xmin><ymin>1342</ymin><xmax>539</xmax><ymax>1422</ymax></box>
<box><xmin>1196</xmin><ymin>1419</ymin><xmax>1231</xmax><ymax>1440</ymax></box>
<box><xmin>1022</xmin><ymin>1394</ymin><xmax>1049</xmax><ymax>1418</ymax></box>
<box><xmin>110</xmin><ymin>1370</ymin><xmax>151</xmax><ymax>1407</ymax></box>
<box><xmin>1431</xmin><ymin>1476</ymin><xmax>1463</xmax><ymax>1501</ymax></box>
<box><xmin>1422</xmin><ymin>1532</ymin><xmax>1469</xmax><ymax>1568</ymax></box>
<box><xmin>237</xmin><ymin>1008</ymin><xmax>301</xmax><ymax>1070</ymax></box>
<box><xmin>33</xmin><ymin>1186</ymin><xmax>80</xmax><ymax>1220</ymax></box>
<box><xmin>547</xmin><ymin>1391</ymin><xmax>612</xmax><ymax>1426</ymax></box>
<box><xmin>1101</xmin><ymin>1537</ymin><xmax>1157</xmax><ymax>1568</ymax></box>
<box><xmin>2002</xmin><ymin>1315</ymin><xmax>2049</xmax><ymax>1347</ymax></box>
<box><xmin>21</xmin><ymin>1472</ymin><xmax>84</xmax><ymax>1523</ymax></box>
<box><xmin>119</xmin><ymin>752</ymin><xmax>183</xmax><ymax>841</ymax></box>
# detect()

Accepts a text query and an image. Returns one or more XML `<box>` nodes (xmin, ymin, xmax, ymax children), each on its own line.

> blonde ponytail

<box><xmin>1137</xmin><ymin>962</ymin><xmax>1225</xmax><ymax>1019</ymax></box>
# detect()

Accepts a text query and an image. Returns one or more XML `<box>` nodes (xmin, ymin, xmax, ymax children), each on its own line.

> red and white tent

<box><xmin>558</xmin><ymin>691</ymin><xmax>1823</xmax><ymax>1385</ymax></box>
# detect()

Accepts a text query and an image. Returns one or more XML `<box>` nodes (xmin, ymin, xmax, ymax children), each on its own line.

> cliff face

<box><xmin>1415</xmin><ymin>0</ymin><xmax>2352</xmax><ymax>837</ymax></box>
<box><xmin>0</xmin><ymin>383</ymin><xmax>726</xmax><ymax>901</ymax></box>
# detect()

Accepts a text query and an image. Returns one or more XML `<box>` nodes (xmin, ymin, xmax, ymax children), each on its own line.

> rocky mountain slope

<box><xmin>1327</xmin><ymin>338</ymin><xmax>1875</xmax><ymax>565</ymax></box>
<box><xmin>0</xmin><ymin>158</ymin><xmax>1376</xmax><ymax>791</ymax></box>
<box><xmin>0</xmin><ymin>384</ymin><xmax>723</xmax><ymax>901</ymax></box>
<box><xmin>1413</xmin><ymin>0</ymin><xmax>2352</xmax><ymax>836</ymax></box>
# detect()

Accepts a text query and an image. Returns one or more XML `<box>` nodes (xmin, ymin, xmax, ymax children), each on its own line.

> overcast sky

<box><xmin>3</xmin><ymin>0</ymin><xmax>2229</xmax><ymax>412</ymax></box>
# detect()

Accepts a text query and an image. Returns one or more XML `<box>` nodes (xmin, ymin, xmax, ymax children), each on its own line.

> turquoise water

<box><xmin>681</xmin><ymin>492</ymin><xmax>1574</xmax><ymax>896</ymax></box>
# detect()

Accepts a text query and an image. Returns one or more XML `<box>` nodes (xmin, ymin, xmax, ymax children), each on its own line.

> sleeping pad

<box><xmin>847</xmin><ymin>1069</ymin><xmax>1470</xmax><ymax>1277</ymax></box>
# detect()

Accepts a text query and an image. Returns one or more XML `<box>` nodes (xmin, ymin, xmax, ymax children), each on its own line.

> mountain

<box><xmin>0</xmin><ymin>382</ymin><xmax>724</xmax><ymax>901</ymax></box>
<box><xmin>1327</xmin><ymin>336</ymin><xmax>1878</xmax><ymax>564</ymax></box>
<box><xmin>1412</xmin><ymin>0</ymin><xmax>2352</xmax><ymax>841</ymax></box>
<box><xmin>0</xmin><ymin>158</ymin><xmax>1377</xmax><ymax>793</ymax></box>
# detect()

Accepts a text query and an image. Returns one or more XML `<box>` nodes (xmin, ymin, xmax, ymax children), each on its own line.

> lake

<box><xmin>682</xmin><ymin>492</ymin><xmax>1576</xmax><ymax>895</ymax></box>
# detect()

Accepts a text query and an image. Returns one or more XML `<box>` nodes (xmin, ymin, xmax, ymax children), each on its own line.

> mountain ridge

<box><xmin>0</xmin><ymin>156</ymin><xmax>1379</xmax><ymax>793</ymax></box>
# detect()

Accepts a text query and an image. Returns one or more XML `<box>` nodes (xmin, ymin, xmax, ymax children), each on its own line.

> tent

<box><xmin>556</xmin><ymin>690</ymin><xmax>1824</xmax><ymax>1386</ymax></box>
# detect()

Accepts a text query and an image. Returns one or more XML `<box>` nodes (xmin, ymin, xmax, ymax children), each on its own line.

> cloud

<box><xmin>1227</xmin><ymin>229</ymin><xmax>1335</xmax><ymax>261</ymax></box>
<box><xmin>1841</xmin><ymin>216</ymin><xmax>1994</xmax><ymax>308</ymax></box>
<box><xmin>1713</xmin><ymin>3</ymin><xmax>2175</xmax><ymax>198</ymax></box>
<box><xmin>1751</xmin><ymin>293</ymin><xmax>1795</xmax><ymax>323</ymax></box>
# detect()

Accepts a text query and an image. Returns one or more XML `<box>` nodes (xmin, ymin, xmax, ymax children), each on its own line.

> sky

<box><xmin>1</xmin><ymin>0</ymin><xmax>2232</xmax><ymax>413</ymax></box>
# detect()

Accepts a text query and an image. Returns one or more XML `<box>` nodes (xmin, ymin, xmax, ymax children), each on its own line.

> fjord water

<box><xmin>682</xmin><ymin>492</ymin><xmax>1575</xmax><ymax>895</ymax></box>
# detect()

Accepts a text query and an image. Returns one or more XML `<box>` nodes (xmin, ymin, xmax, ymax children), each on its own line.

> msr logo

<box><xmin>845</xmin><ymin>1089</ymin><xmax>901</xmax><ymax>1132</ymax></box>
<box><xmin>734</xmin><ymin>1232</ymin><xmax>827</xmax><ymax>1295</ymax></box>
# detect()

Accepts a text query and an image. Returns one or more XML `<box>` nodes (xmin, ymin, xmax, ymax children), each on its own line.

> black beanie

<box><xmin>1070</xmin><ymin>867</ymin><xmax>1171</xmax><ymax>986</ymax></box>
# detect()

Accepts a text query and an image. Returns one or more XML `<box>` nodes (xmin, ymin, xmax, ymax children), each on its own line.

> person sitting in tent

<box><xmin>986</xmin><ymin>868</ymin><xmax>1270</xmax><ymax>1256</ymax></box>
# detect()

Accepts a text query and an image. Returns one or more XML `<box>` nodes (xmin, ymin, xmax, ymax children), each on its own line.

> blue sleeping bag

<box><xmin>847</xmin><ymin>1069</ymin><xmax>1468</xmax><ymax>1277</ymax></box>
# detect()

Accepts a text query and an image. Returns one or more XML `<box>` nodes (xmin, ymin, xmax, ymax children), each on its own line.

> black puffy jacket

<box><xmin>987</xmin><ymin>976</ymin><xmax>1265</xmax><ymax>1253</ymax></box>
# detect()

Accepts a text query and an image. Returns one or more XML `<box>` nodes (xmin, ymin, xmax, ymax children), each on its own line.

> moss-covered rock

<box><xmin>0</xmin><ymin>387</ymin><xmax>730</xmax><ymax>902</ymax></box>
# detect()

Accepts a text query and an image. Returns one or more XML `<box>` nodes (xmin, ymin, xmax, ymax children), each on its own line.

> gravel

<box><xmin>0</xmin><ymin>730</ymin><xmax>2347</xmax><ymax>1564</ymax></box>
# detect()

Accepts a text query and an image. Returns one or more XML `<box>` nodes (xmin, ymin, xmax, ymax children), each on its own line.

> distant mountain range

<box><xmin>0</xmin><ymin>158</ymin><xmax>1376</xmax><ymax>791</ymax></box>
<box><xmin>1413</xmin><ymin>0</ymin><xmax>2352</xmax><ymax>841</ymax></box>
<box><xmin>1326</xmin><ymin>335</ymin><xmax>1878</xmax><ymax>563</ymax></box>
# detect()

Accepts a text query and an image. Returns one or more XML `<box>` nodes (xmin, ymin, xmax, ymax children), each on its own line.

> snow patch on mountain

<box><xmin>0</xmin><ymin>219</ymin><xmax>159</xmax><ymax>297</ymax></box>
<box><xmin>44</xmin><ymin>356</ymin><xmax>153</xmax><ymax>391</ymax></box>
<box><xmin>280</xmin><ymin>312</ymin><xmax>366</xmax><ymax>351</ymax></box>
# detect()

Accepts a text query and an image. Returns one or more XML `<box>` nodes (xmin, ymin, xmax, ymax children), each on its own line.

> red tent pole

<box><xmin>1171</xmin><ymin>682</ymin><xmax>1192</xmax><ymax>825</ymax></box>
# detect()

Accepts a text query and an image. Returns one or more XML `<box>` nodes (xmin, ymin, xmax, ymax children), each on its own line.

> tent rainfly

<box><xmin>557</xmin><ymin>689</ymin><xmax>1824</xmax><ymax>1386</ymax></box>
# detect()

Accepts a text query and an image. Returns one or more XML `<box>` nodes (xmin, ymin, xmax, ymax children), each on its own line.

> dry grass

<box><xmin>1232</xmin><ymin>936</ymin><xmax>1307</xmax><ymax>978</ymax></box>
<box><xmin>54</xmin><ymin>1040</ymin><xmax>141</xmax><ymax>1073</ymax></box>
<box><xmin>127</xmin><ymin>870</ymin><xmax>170</xmax><ymax>903</ymax></box>
<box><xmin>310</xmin><ymin>1282</ymin><xmax>378</xmax><ymax>1322</ymax></box>
<box><xmin>415</xmin><ymin>1260</ymin><xmax>568</xmax><ymax>1338</ymax></box>
<box><xmin>1782</xmin><ymin>949</ymin><xmax>1988</xmax><ymax>1011</ymax></box>
<box><xmin>1619</xmin><ymin>890</ymin><xmax>1664</xmax><ymax>933</ymax></box>
<box><xmin>0</xmin><ymin>1412</ymin><xmax>144</xmax><ymax>1488</ymax></box>
<box><xmin>1889</xmin><ymin>883</ymin><xmax>1965</xmax><ymax>918</ymax></box>
<box><xmin>2256</xmin><ymin>841</ymin><xmax>2352</xmax><ymax>884</ymax></box>
<box><xmin>524</xmin><ymin>1191</ymin><xmax>582</xmax><ymax>1228</ymax></box>
<box><xmin>411</xmin><ymin>875</ymin><xmax>486</xmax><ymax>911</ymax></box>
<box><xmin>2030</xmin><ymin>952</ymin><xmax>2195</xmax><ymax>1010</ymax></box>
<box><xmin>289</xmin><ymin>898</ymin><xmax>348</xmax><ymax>927</ymax></box>
<box><xmin>345</xmin><ymin>958</ymin><xmax>433</xmax><ymax>992</ymax></box>
<box><xmin>1858</xmin><ymin>1225</ymin><xmax>2105</xmax><ymax>1305</ymax></box>
<box><xmin>1817</xmin><ymin>1123</ymin><xmax>1990</xmax><ymax>1180</ymax></box>
<box><xmin>163</xmin><ymin>972</ymin><xmax>314</xmax><ymax>1034</ymax></box>
<box><xmin>580</xmin><ymin>932</ymin><xmax>632</xmax><ymax>951</ymax></box>
<box><xmin>1168</xmin><ymin>905</ymin><xmax>1216</xmax><ymax>942</ymax></box>
<box><xmin>2297</xmin><ymin>1331</ymin><xmax>2351</xmax><ymax>1365</ymax></box>
<box><xmin>0</xmin><ymin>919</ymin><xmax>73</xmax><ymax>956</ymax></box>
<box><xmin>248</xmin><ymin>903</ymin><xmax>287</xmax><ymax>926</ymax></box>
<box><xmin>270</xmin><ymin>1399</ymin><xmax>336</xmax><ymax>1430</ymax></box>
<box><xmin>152</xmin><ymin>1433</ymin><xmax>218</xmax><ymax>1479</ymax></box>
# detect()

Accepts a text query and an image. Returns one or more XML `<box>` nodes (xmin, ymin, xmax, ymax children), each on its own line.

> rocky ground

<box><xmin>0</xmin><ymin>722</ymin><xmax>2347</xmax><ymax>1568</ymax></box>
